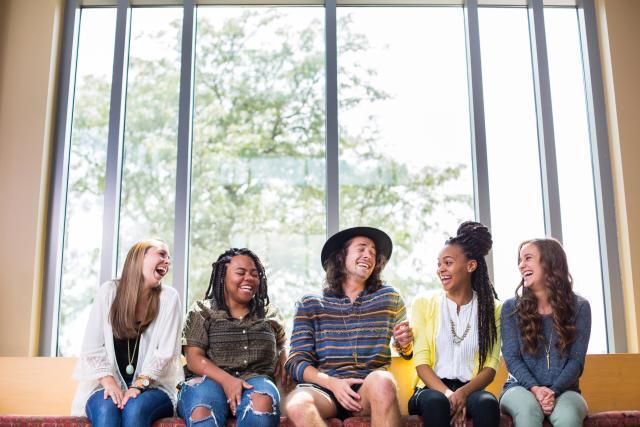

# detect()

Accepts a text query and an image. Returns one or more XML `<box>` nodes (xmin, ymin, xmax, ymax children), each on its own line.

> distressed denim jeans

<box><xmin>177</xmin><ymin>375</ymin><xmax>280</xmax><ymax>427</ymax></box>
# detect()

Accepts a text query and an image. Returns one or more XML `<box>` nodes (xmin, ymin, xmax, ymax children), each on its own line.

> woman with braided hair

<box><xmin>177</xmin><ymin>248</ymin><xmax>286</xmax><ymax>427</ymax></box>
<box><xmin>409</xmin><ymin>221</ymin><xmax>501</xmax><ymax>427</ymax></box>
<box><xmin>500</xmin><ymin>239</ymin><xmax>590</xmax><ymax>427</ymax></box>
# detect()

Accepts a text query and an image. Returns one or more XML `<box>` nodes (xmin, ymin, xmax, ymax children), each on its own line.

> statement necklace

<box><xmin>446</xmin><ymin>294</ymin><xmax>474</xmax><ymax>344</ymax></box>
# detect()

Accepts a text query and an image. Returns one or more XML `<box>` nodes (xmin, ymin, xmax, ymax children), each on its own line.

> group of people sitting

<box><xmin>71</xmin><ymin>221</ymin><xmax>591</xmax><ymax>427</ymax></box>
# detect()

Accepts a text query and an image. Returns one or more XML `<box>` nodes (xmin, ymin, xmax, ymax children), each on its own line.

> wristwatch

<box><xmin>132</xmin><ymin>375</ymin><xmax>151</xmax><ymax>390</ymax></box>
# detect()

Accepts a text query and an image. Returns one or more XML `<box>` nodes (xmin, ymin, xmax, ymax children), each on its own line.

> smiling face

<box><xmin>344</xmin><ymin>236</ymin><xmax>377</xmax><ymax>282</ymax></box>
<box><xmin>518</xmin><ymin>242</ymin><xmax>545</xmax><ymax>291</ymax></box>
<box><xmin>141</xmin><ymin>242</ymin><xmax>171</xmax><ymax>288</ymax></box>
<box><xmin>224</xmin><ymin>255</ymin><xmax>260</xmax><ymax>308</ymax></box>
<box><xmin>437</xmin><ymin>243</ymin><xmax>476</xmax><ymax>293</ymax></box>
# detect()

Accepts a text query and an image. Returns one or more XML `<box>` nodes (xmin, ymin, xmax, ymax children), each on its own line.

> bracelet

<box><xmin>129</xmin><ymin>385</ymin><xmax>146</xmax><ymax>393</ymax></box>
<box><xmin>394</xmin><ymin>341</ymin><xmax>412</xmax><ymax>354</ymax></box>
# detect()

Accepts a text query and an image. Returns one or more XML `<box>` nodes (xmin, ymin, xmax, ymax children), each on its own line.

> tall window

<box><xmin>116</xmin><ymin>8</ymin><xmax>182</xmax><ymax>279</ymax></box>
<box><xmin>337</xmin><ymin>7</ymin><xmax>474</xmax><ymax>303</ymax></box>
<box><xmin>479</xmin><ymin>8</ymin><xmax>546</xmax><ymax>306</ymax></box>
<box><xmin>545</xmin><ymin>8</ymin><xmax>607</xmax><ymax>353</ymax></box>
<box><xmin>188</xmin><ymin>7</ymin><xmax>326</xmax><ymax>324</ymax></box>
<box><xmin>50</xmin><ymin>2</ymin><xmax>616</xmax><ymax>356</ymax></box>
<box><xmin>56</xmin><ymin>8</ymin><xmax>115</xmax><ymax>356</ymax></box>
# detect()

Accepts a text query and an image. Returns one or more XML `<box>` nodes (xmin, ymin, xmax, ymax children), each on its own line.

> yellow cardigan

<box><xmin>411</xmin><ymin>290</ymin><xmax>502</xmax><ymax>388</ymax></box>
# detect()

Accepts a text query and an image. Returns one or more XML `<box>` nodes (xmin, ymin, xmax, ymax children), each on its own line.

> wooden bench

<box><xmin>1</xmin><ymin>354</ymin><xmax>639</xmax><ymax>426</ymax></box>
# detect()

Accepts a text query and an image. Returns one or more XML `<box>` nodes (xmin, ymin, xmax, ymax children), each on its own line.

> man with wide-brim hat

<box><xmin>285</xmin><ymin>226</ymin><xmax>414</xmax><ymax>427</ymax></box>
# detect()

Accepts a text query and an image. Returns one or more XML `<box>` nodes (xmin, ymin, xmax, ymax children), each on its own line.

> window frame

<box><xmin>42</xmin><ymin>0</ymin><xmax>626</xmax><ymax>355</ymax></box>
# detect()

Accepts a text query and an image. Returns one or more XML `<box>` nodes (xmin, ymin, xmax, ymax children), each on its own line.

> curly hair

<box><xmin>204</xmin><ymin>248</ymin><xmax>269</xmax><ymax>319</ymax></box>
<box><xmin>322</xmin><ymin>237</ymin><xmax>386</xmax><ymax>297</ymax></box>
<box><xmin>446</xmin><ymin>221</ymin><xmax>498</xmax><ymax>371</ymax></box>
<box><xmin>515</xmin><ymin>238</ymin><xmax>576</xmax><ymax>356</ymax></box>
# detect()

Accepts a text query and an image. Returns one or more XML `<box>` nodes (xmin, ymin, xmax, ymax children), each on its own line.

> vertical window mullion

<box><xmin>578</xmin><ymin>0</ymin><xmax>626</xmax><ymax>352</ymax></box>
<box><xmin>42</xmin><ymin>0</ymin><xmax>81</xmax><ymax>356</ymax></box>
<box><xmin>325</xmin><ymin>0</ymin><xmax>339</xmax><ymax>237</ymax></box>
<box><xmin>528</xmin><ymin>0</ymin><xmax>562</xmax><ymax>240</ymax></box>
<box><xmin>463</xmin><ymin>0</ymin><xmax>493</xmax><ymax>278</ymax></box>
<box><xmin>100</xmin><ymin>0</ymin><xmax>131</xmax><ymax>284</ymax></box>
<box><xmin>173</xmin><ymin>0</ymin><xmax>196</xmax><ymax>307</ymax></box>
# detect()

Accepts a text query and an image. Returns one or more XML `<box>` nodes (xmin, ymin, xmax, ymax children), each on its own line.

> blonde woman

<box><xmin>71</xmin><ymin>239</ymin><xmax>183</xmax><ymax>427</ymax></box>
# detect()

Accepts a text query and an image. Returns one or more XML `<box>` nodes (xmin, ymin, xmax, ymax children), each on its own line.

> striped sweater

<box><xmin>285</xmin><ymin>284</ymin><xmax>408</xmax><ymax>382</ymax></box>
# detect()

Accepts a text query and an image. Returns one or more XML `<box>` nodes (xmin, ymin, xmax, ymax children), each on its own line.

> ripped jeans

<box><xmin>176</xmin><ymin>375</ymin><xmax>280</xmax><ymax>427</ymax></box>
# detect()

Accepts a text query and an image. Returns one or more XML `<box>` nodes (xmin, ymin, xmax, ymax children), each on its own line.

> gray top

<box><xmin>500</xmin><ymin>294</ymin><xmax>591</xmax><ymax>396</ymax></box>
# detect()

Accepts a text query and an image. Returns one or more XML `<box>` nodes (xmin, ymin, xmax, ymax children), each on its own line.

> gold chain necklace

<box><xmin>446</xmin><ymin>295</ymin><xmax>474</xmax><ymax>344</ymax></box>
<box><xmin>125</xmin><ymin>296</ymin><xmax>152</xmax><ymax>375</ymax></box>
<box><xmin>126</xmin><ymin>331</ymin><xmax>140</xmax><ymax>375</ymax></box>
<box><xmin>341</xmin><ymin>302</ymin><xmax>361</xmax><ymax>368</ymax></box>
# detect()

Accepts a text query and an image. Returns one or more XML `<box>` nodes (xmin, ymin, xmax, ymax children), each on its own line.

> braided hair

<box><xmin>446</xmin><ymin>221</ymin><xmax>498</xmax><ymax>370</ymax></box>
<box><xmin>204</xmin><ymin>248</ymin><xmax>269</xmax><ymax>319</ymax></box>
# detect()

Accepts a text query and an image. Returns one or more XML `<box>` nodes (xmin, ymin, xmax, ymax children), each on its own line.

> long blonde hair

<box><xmin>110</xmin><ymin>239</ymin><xmax>165</xmax><ymax>339</ymax></box>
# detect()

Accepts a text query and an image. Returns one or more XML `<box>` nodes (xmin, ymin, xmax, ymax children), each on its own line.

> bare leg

<box><xmin>285</xmin><ymin>387</ymin><xmax>338</xmax><ymax>427</ymax></box>
<box><xmin>357</xmin><ymin>370</ymin><xmax>402</xmax><ymax>427</ymax></box>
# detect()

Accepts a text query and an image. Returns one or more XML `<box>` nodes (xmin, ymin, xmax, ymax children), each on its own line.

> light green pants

<box><xmin>500</xmin><ymin>386</ymin><xmax>588</xmax><ymax>427</ymax></box>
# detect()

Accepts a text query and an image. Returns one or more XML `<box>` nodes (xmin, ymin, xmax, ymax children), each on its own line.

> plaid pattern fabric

<box><xmin>182</xmin><ymin>299</ymin><xmax>286</xmax><ymax>381</ymax></box>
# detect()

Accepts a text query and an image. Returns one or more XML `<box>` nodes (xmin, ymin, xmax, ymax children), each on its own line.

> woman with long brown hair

<box><xmin>500</xmin><ymin>238</ymin><xmax>591</xmax><ymax>427</ymax></box>
<box><xmin>71</xmin><ymin>239</ymin><xmax>183</xmax><ymax>427</ymax></box>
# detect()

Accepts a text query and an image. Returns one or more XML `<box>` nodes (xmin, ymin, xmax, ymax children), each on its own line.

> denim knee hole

<box><xmin>240</xmin><ymin>391</ymin><xmax>277</xmax><ymax>419</ymax></box>
<box><xmin>190</xmin><ymin>404</ymin><xmax>218</xmax><ymax>427</ymax></box>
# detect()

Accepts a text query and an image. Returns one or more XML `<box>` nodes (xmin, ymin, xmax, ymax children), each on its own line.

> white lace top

<box><xmin>71</xmin><ymin>281</ymin><xmax>184</xmax><ymax>416</ymax></box>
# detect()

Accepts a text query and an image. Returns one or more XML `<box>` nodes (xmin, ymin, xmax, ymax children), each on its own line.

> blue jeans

<box><xmin>177</xmin><ymin>376</ymin><xmax>280</xmax><ymax>427</ymax></box>
<box><xmin>85</xmin><ymin>387</ymin><xmax>173</xmax><ymax>427</ymax></box>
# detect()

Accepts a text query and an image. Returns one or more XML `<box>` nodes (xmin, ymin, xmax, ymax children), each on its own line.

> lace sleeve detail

<box><xmin>144</xmin><ymin>352</ymin><xmax>183</xmax><ymax>381</ymax></box>
<box><xmin>73</xmin><ymin>346</ymin><xmax>113</xmax><ymax>381</ymax></box>
<box><xmin>74</xmin><ymin>282</ymin><xmax>116</xmax><ymax>381</ymax></box>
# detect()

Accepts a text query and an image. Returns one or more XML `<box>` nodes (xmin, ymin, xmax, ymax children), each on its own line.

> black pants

<box><xmin>408</xmin><ymin>378</ymin><xmax>500</xmax><ymax>427</ymax></box>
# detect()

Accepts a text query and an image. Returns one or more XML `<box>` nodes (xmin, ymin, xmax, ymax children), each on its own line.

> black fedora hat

<box><xmin>321</xmin><ymin>226</ymin><xmax>393</xmax><ymax>270</ymax></box>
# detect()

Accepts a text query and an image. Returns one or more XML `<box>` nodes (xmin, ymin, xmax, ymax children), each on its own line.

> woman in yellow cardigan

<box><xmin>409</xmin><ymin>221</ymin><xmax>501</xmax><ymax>427</ymax></box>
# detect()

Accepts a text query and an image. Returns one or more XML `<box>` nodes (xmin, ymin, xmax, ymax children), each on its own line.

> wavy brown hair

<box><xmin>323</xmin><ymin>237</ymin><xmax>386</xmax><ymax>297</ymax></box>
<box><xmin>110</xmin><ymin>239</ymin><xmax>166</xmax><ymax>339</ymax></box>
<box><xmin>515</xmin><ymin>238</ymin><xmax>576</xmax><ymax>356</ymax></box>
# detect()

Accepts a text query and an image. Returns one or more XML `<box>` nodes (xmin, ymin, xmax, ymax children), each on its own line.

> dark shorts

<box><xmin>295</xmin><ymin>382</ymin><xmax>363</xmax><ymax>420</ymax></box>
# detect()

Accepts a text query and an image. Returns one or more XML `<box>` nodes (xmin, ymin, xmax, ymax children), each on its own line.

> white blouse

<box><xmin>433</xmin><ymin>291</ymin><xmax>478</xmax><ymax>382</ymax></box>
<box><xmin>71</xmin><ymin>281</ymin><xmax>184</xmax><ymax>416</ymax></box>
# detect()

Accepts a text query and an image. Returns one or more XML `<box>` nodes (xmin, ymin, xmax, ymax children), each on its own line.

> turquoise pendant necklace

<box><xmin>126</xmin><ymin>297</ymin><xmax>151</xmax><ymax>375</ymax></box>
<box><xmin>126</xmin><ymin>334</ymin><xmax>140</xmax><ymax>375</ymax></box>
